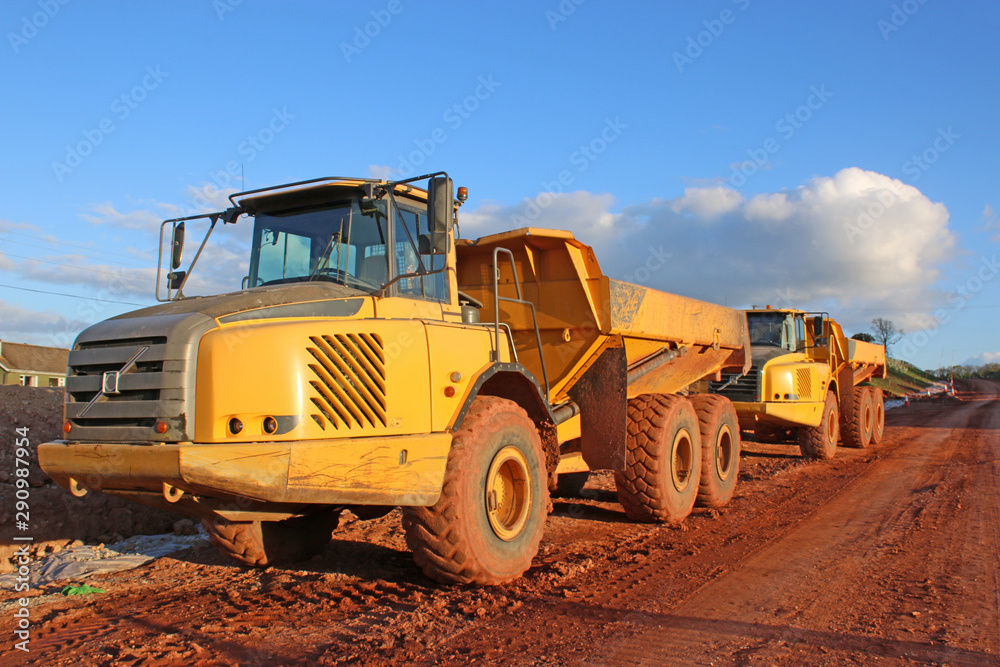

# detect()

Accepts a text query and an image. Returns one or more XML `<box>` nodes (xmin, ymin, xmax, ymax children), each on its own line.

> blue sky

<box><xmin>1</xmin><ymin>0</ymin><xmax>998</xmax><ymax>370</ymax></box>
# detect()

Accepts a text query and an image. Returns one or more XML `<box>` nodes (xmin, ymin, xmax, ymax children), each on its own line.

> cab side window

<box><xmin>394</xmin><ymin>206</ymin><xmax>448</xmax><ymax>303</ymax></box>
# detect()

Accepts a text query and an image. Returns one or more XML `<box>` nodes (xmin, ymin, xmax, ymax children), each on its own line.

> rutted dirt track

<box><xmin>2</xmin><ymin>380</ymin><xmax>998</xmax><ymax>666</ymax></box>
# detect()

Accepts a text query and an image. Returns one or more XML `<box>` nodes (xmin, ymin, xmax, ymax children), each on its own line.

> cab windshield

<box><xmin>246</xmin><ymin>197</ymin><xmax>448</xmax><ymax>301</ymax></box>
<box><xmin>748</xmin><ymin>312</ymin><xmax>788</xmax><ymax>348</ymax></box>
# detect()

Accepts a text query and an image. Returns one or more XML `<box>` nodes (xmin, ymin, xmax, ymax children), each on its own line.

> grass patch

<box><xmin>868</xmin><ymin>359</ymin><xmax>936</xmax><ymax>397</ymax></box>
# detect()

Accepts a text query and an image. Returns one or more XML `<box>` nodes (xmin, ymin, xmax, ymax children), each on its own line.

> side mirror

<box><xmin>426</xmin><ymin>176</ymin><xmax>453</xmax><ymax>235</ymax></box>
<box><xmin>418</xmin><ymin>233</ymin><xmax>447</xmax><ymax>255</ymax></box>
<box><xmin>171</xmin><ymin>222</ymin><xmax>185</xmax><ymax>270</ymax></box>
<box><xmin>813</xmin><ymin>315</ymin><xmax>824</xmax><ymax>337</ymax></box>
<box><xmin>167</xmin><ymin>271</ymin><xmax>186</xmax><ymax>290</ymax></box>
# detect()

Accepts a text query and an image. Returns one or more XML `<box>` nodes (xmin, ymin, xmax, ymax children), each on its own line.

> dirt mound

<box><xmin>0</xmin><ymin>386</ymin><xmax>176</xmax><ymax>572</ymax></box>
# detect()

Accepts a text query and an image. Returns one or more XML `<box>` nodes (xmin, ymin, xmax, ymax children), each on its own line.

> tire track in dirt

<box><xmin>583</xmin><ymin>382</ymin><xmax>1000</xmax><ymax>666</ymax></box>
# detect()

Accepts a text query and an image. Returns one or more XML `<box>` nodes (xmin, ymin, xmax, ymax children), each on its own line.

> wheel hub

<box><xmin>485</xmin><ymin>446</ymin><xmax>531</xmax><ymax>541</ymax></box>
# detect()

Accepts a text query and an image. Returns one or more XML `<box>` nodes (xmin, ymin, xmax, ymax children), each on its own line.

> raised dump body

<box><xmin>711</xmin><ymin>308</ymin><xmax>886</xmax><ymax>459</ymax></box>
<box><xmin>456</xmin><ymin>228</ymin><xmax>750</xmax><ymax>472</ymax></box>
<box><xmin>39</xmin><ymin>173</ymin><xmax>751</xmax><ymax>586</ymax></box>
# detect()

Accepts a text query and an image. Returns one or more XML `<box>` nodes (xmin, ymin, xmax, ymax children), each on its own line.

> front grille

<box><xmin>710</xmin><ymin>366</ymin><xmax>760</xmax><ymax>402</ymax></box>
<box><xmin>65</xmin><ymin>334</ymin><xmax>187</xmax><ymax>439</ymax></box>
<box><xmin>307</xmin><ymin>334</ymin><xmax>386</xmax><ymax>430</ymax></box>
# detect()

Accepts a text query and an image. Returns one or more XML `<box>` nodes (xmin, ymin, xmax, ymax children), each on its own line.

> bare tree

<box><xmin>870</xmin><ymin>317</ymin><xmax>903</xmax><ymax>354</ymax></box>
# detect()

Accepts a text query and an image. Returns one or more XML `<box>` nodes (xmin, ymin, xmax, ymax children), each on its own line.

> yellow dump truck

<box><xmin>709</xmin><ymin>307</ymin><xmax>886</xmax><ymax>459</ymax></box>
<box><xmin>38</xmin><ymin>173</ymin><xmax>750</xmax><ymax>585</ymax></box>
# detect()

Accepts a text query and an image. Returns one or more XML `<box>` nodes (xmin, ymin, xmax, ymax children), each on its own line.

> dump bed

<box><xmin>456</xmin><ymin>228</ymin><xmax>750</xmax><ymax>403</ymax></box>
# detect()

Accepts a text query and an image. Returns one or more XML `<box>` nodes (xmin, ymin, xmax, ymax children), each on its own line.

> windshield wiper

<box><xmin>308</xmin><ymin>208</ymin><xmax>350</xmax><ymax>281</ymax></box>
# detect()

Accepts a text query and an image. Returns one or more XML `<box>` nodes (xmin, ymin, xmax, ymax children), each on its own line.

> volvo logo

<box><xmin>78</xmin><ymin>346</ymin><xmax>150</xmax><ymax>417</ymax></box>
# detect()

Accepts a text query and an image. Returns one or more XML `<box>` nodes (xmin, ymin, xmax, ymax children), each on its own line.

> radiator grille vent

<box><xmin>796</xmin><ymin>368</ymin><xmax>813</xmax><ymax>400</ymax></box>
<box><xmin>709</xmin><ymin>366</ymin><xmax>760</xmax><ymax>403</ymax></box>
<box><xmin>307</xmin><ymin>334</ymin><xmax>386</xmax><ymax>430</ymax></box>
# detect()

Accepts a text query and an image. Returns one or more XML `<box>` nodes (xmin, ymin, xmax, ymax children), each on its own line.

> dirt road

<box><xmin>3</xmin><ymin>380</ymin><xmax>998</xmax><ymax>665</ymax></box>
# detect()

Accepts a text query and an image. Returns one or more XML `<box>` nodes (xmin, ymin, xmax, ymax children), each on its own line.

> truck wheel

<box><xmin>689</xmin><ymin>394</ymin><xmax>741</xmax><ymax>508</ymax></box>
<box><xmin>402</xmin><ymin>396</ymin><xmax>548</xmax><ymax>585</ymax></box>
<box><xmin>870</xmin><ymin>388</ymin><xmax>886</xmax><ymax>444</ymax></box>
<box><xmin>615</xmin><ymin>393</ymin><xmax>702</xmax><ymax>523</ymax></box>
<box><xmin>799</xmin><ymin>391</ymin><xmax>839</xmax><ymax>460</ymax></box>
<box><xmin>202</xmin><ymin>510</ymin><xmax>341</xmax><ymax>567</ymax></box>
<box><xmin>841</xmin><ymin>386</ymin><xmax>874</xmax><ymax>449</ymax></box>
<box><xmin>554</xmin><ymin>471</ymin><xmax>590</xmax><ymax>498</ymax></box>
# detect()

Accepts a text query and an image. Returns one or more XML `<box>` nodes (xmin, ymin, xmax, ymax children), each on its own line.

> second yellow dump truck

<box><xmin>709</xmin><ymin>307</ymin><xmax>886</xmax><ymax>459</ymax></box>
<box><xmin>38</xmin><ymin>172</ymin><xmax>750</xmax><ymax>585</ymax></box>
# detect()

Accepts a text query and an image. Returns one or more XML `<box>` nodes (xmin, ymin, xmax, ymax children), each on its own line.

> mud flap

<box><xmin>567</xmin><ymin>346</ymin><xmax>627</xmax><ymax>471</ymax></box>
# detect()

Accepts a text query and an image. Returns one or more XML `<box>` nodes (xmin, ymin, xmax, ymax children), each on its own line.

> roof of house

<box><xmin>0</xmin><ymin>340</ymin><xmax>70</xmax><ymax>375</ymax></box>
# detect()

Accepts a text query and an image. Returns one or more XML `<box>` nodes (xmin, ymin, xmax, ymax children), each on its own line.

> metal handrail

<box><xmin>491</xmin><ymin>247</ymin><xmax>549</xmax><ymax>401</ymax></box>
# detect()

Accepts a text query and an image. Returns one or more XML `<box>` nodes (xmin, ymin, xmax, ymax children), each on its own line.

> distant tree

<box><xmin>871</xmin><ymin>318</ymin><xmax>903</xmax><ymax>354</ymax></box>
<box><xmin>851</xmin><ymin>332</ymin><xmax>876</xmax><ymax>343</ymax></box>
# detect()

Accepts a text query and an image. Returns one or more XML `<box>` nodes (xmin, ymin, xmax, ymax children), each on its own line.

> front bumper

<box><xmin>731</xmin><ymin>400</ymin><xmax>824</xmax><ymax>429</ymax></box>
<box><xmin>38</xmin><ymin>432</ymin><xmax>452</xmax><ymax>511</ymax></box>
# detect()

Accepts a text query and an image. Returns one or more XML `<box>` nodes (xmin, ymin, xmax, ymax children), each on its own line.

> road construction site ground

<box><xmin>1</xmin><ymin>380</ymin><xmax>998</xmax><ymax>666</ymax></box>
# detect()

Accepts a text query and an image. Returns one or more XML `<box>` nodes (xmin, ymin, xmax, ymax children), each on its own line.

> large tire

<box><xmin>402</xmin><ymin>396</ymin><xmax>548</xmax><ymax>585</ymax></box>
<box><xmin>554</xmin><ymin>471</ymin><xmax>590</xmax><ymax>498</ymax></box>
<box><xmin>202</xmin><ymin>509</ymin><xmax>341</xmax><ymax>567</ymax></box>
<box><xmin>689</xmin><ymin>394</ymin><xmax>741</xmax><ymax>508</ymax></box>
<box><xmin>870</xmin><ymin>388</ymin><xmax>886</xmax><ymax>445</ymax></box>
<box><xmin>799</xmin><ymin>391</ymin><xmax>839</xmax><ymax>460</ymax></box>
<box><xmin>615</xmin><ymin>394</ymin><xmax>702</xmax><ymax>524</ymax></box>
<box><xmin>841</xmin><ymin>386</ymin><xmax>874</xmax><ymax>449</ymax></box>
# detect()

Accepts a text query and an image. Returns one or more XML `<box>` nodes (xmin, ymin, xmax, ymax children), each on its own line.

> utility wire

<box><xmin>0</xmin><ymin>282</ymin><xmax>149</xmax><ymax>307</ymax></box>
<box><xmin>0</xmin><ymin>251</ymin><xmax>144</xmax><ymax>278</ymax></box>
<box><xmin>0</xmin><ymin>226</ymin><xmax>148</xmax><ymax>265</ymax></box>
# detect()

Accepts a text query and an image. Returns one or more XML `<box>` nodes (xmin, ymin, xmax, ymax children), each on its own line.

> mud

<box><xmin>1</xmin><ymin>380</ymin><xmax>998</xmax><ymax>665</ymax></box>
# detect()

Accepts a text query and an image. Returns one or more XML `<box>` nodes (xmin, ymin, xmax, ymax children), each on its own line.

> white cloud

<box><xmin>0</xmin><ymin>300</ymin><xmax>91</xmax><ymax>348</ymax></box>
<box><xmin>962</xmin><ymin>351</ymin><xmax>1000</xmax><ymax>366</ymax></box>
<box><xmin>671</xmin><ymin>186</ymin><xmax>743</xmax><ymax>219</ymax></box>
<box><xmin>82</xmin><ymin>203</ymin><xmax>161</xmax><ymax>230</ymax></box>
<box><xmin>368</xmin><ymin>164</ymin><xmax>395</xmax><ymax>180</ymax></box>
<box><xmin>462</xmin><ymin>167</ymin><xmax>957</xmax><ymax>335</ymax></box>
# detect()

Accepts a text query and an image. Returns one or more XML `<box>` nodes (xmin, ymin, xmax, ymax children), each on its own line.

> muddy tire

<box><xmin>615</xmin><ymin>393</ymin><xmax>702</xmax><ymax>524</ymax></box>
<box><xmin>402</xmin><ymin>396</ymin><xmax>548</xmax><ymax>585</ymax></box>
<box><xmin>554</xmin><ymin>471</ymin><xmax>590</xmax><ymax>498</ymax></box>
<box><xmin>202</xmin><ymin>510</ymin><xmax>341</xmax><ymax>567</ymax></box>
<box><xmin>689</xmin><ymin>394</ymin><xmax>741</xmax><ymax>508</ymax></box>
<box><xmin>869</xmin><ymin>388</ymin><xmax>886</xmax><ymax>445</ymax></box>
<box><xmin>841</xmin><ymin>386</ymin><xmax>874</xmax><ymax>449</ymax></box>
<box><xmin>799</xmin><ymin>391</ymin><xmax>839</xmax><ymax>460</ymax></box>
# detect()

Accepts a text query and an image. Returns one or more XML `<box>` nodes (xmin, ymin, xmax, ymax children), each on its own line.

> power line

<box><xmin>0</xmin><ymin>251</ymin><xmax>143</xmax><ymax>278</ymax></box>
<box><xmin>0</xmin><ymin>226</ymin><xmax>149</xmax><ymax>265</ymax></box>
<box><xmin>0</xmin><ymin>282</ymin><xmax>148</xmax><ymax>307</ymax></box>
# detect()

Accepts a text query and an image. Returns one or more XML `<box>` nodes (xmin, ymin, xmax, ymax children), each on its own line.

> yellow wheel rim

<box><xmin>715</xmin><ymin>425</ymin><xmax>734</xmax><ymax>481</ymax></box>
<box><xmin>671</xmin><ymin>429</ymin><xmax>695</xmax><ymax>492</ymax></box>
<box><xmin>485</xmin><ymin>446</ymin><xmax>531</xmax><ymax>541</ymax></box>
